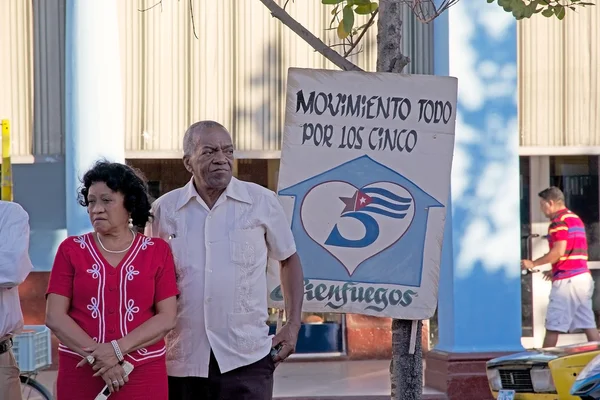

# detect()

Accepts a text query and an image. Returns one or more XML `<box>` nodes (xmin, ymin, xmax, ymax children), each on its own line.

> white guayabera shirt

<box><xmin>146</xmin><ymin>177</ymin><xmax>296</xmax><ymax>377</ymax></box>
<box><xmin>0</xmin><ymin>201</ymin><xmax>33</xmax><ymax>340</ymax></box>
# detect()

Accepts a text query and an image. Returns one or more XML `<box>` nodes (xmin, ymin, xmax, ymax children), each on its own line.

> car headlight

<box><xmin>577</xmin><ymin>353</ymin><xmax>600</xmax><ymax>382</ymax></box>
<box><xmin>486</xmin><ymin>368</ymin><xmax>502</xmax><ymax>391</ymax></box>
<box><xmin>530</xmin><ymin>368</ymin><xmax>556</xmax><ymax>393</ymax></box>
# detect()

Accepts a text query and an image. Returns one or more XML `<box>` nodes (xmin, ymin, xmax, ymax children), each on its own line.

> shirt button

<box><xmin>109</xmin><ymin>270</ymin><xmax>116</xmax><ymax>276</ymax></box>
<box><xmin>109</xmin><ymin>327</ymin><xmax>115</xmax><ymax>333</ymax></box>
<box><xmin>206</xmin><ymin>297</ymin><xmax>212</xmax><ymax>304</ymax></box>
<box><xmin>109</xmin><ymin>287</ymin><xmax>117</xmax><ymax>292</ymax></box>
<box><xmin>109</xmin><ymin>308</ymin><xmax>115</xmax><ymax>314</ymax></box>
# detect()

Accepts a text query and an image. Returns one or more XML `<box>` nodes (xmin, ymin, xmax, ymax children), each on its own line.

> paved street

<box><xmin>34</xmin><ymin>360</ymin><xmax>446</xmax><ymax>399</ymax></box>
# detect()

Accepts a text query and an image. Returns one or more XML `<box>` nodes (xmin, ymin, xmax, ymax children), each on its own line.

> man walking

<box><xmin>521</xmin><ymin>186</ymin><xmax>600</xmax><ymax>348</ymax></box>
<box><xmin>147</xmin><ymin>120</ymin><xmax>305</xmax><ymax>400</ymax></box>
<box><xmin>0</xmin><ymin>200</ymin><xmax>34</xmax><ymax>400</ymax></box>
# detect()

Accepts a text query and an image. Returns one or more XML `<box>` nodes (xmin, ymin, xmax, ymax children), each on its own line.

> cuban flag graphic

<box><xmin>338</xmin><ymin>187</ymin><xmax>412</xmax><ymax>219</ymax></box>
<box><xmin>324</xmin><ymin>184</ymin><xmax>414</xmax><ymax>250</ymax></box>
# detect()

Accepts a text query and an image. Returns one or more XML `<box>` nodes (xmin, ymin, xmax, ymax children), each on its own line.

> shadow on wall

<box><xmin>231</xmin><ymin>40</ymin><xmax>285</xmax><ymax>152</ymax></box>
<box><xmin>11</xmin><ymin>161</ymin><xmax>67</xmax><ymax>272</ymax></box>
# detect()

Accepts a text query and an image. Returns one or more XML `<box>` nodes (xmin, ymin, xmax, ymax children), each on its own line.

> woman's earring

<box><xmin>128</xmin><ymin>217</ymin><xmax>134</xmax><ymax>230</ymax></box>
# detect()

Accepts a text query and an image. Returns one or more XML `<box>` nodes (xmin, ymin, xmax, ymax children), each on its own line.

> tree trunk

<box><xmin>377</xmin><ymin>0</ymin><xmax>410</xmax><ymax>74</ymax></box>
<box><xmin>377</xmin><ymin>2</ymin><xmax>421</xmax><ymax>399</ymax></box>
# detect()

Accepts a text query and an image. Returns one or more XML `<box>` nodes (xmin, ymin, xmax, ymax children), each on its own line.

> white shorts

<box><xmin>545</xmin><ymin>272</ymin><xmax>597</xmax><ymax>333</ymax></box>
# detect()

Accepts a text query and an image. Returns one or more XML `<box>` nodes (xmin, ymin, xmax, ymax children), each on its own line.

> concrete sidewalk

<box><xmin>33</xmin><ymin>360</ymin><xmax>446</xmax><ymax>399</ymax></box>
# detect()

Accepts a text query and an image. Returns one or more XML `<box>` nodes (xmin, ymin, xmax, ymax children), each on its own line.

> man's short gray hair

<box><xmin>538</xmin><ymin>186</ymin><xmax>565</xmax><ymax>204</ymax></box>
<box><xmin>182</xmin><ymin>120</ymin><xmax>228</xmax><ymax>157</ymax></box>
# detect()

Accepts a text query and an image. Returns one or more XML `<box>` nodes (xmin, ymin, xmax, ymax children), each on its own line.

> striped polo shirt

<box><xmin>548</xmin><ymin>208</ymin><xmax>589</xmax><ymax>280</ymax></box>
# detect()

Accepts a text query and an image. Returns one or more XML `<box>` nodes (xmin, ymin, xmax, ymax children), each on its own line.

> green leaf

<box><xmin>541</xmin><ymin>7</ymin><xmax>554</xmax><ymax>16</ymax></box>
<box><xmin>331</xmin><ymin>4</ymin><xmax>340</xmax><ymax>15</ymax></box>
<box><xmin>322</xmin><ymin>0</ymin><xmax>344</xmax><ymax>4</ymax></box>
<box><xmin>337</xmin><ymin>20</ymin><xmax>350</xmax><ymax>39</ymax></box>
<box><xmin>355</xmin><ymin>3</ymin><xmax>378</xmax><ymax>13</ymax></box>
<box><xmin>342</xmin><ymin>5</ymin><xmax>355</xmax><ymax>34</ymax></box>
<box><xmin>487</xmin><ymin>0</ymin><xmax>495</xmax><ymax>3</ymax></box>
<box><xmin>353</xmin><ymin>0</ymin><xmax>372</xmax><ymax>4</ymax></box>
<box><xmin>554</xmin><ymin>5</ymin><xmax>565</xmax><ymax>19</ymax></box>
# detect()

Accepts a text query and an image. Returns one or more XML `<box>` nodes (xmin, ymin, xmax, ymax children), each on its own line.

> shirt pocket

<box><xmin>229</xmin><ymin>227</ymin><xmax>267</xmax><ymax>267</ymax></box>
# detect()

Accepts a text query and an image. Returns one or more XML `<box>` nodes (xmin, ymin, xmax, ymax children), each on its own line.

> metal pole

<box><xmin>1</xmin><ymin>119</ymin><xmax>13</xmax><ymax>202</ymax></box>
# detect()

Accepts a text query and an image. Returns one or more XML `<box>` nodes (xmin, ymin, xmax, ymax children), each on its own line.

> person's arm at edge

<box><xmin>0</xmin><ymin>204</ymin><xmax>33</xmax><ymax>288</ymax></box>
<box><xmin>45</xmin><ymin>294</ymin><xmax>98</xmax><ymax>357</ymax></box>
<box><xmin>113</xmin><ymin>297</ymin><xmax>176</xmax><ymax>358</ymax></box>
<box><xmin>280</xmin><ymin>253</ymin><xmax>304</xmax><ymax>327</ymax></box>
<box><xmin>532</xmin><ymin>240</ymin><xmax>567</xmax><ymax>267</ymax></box>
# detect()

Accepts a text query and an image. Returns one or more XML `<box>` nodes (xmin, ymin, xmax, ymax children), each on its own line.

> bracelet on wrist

<box><xmin>111</xmin><ymin>340</ymin><xmax>125</xmax><ymax>363</ymax></box>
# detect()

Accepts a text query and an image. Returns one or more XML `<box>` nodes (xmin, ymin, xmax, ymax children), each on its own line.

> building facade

<box><xmin>2</xmin><ymin>0</ymin><xmax>599</xmax><ymax>367</ymax></box>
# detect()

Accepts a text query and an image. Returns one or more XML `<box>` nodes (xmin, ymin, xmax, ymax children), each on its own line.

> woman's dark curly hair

<box><xmin>78</xmin><ymin>160</ymin><xmax>153</xmax><ymax>229</ymax></box>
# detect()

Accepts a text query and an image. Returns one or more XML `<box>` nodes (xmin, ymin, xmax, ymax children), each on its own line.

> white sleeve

<box><xmin>0</xmin><ymin>204</ymin><xmax>34</xmax><ymax>287</ymax></box>
<box><xmin>264</xmin><ymin>192</ymin><xmax>297</xmax><ymax>261</ymax></box>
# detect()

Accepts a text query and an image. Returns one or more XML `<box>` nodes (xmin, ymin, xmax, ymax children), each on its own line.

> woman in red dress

<box><xmin>45</xmin><ymin>161</ymin><xmax>179</xmax><ymax>399</ymax></box>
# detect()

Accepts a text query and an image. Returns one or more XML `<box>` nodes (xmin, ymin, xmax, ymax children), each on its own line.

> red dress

<box><xmin>46</xmin><ymin>233</ymin><xmax>179</xmax><ymax>400</ymax></box>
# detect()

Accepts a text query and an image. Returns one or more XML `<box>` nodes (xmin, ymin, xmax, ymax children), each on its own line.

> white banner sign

<box><xmin>267</xmin><ymin>68</ymin><xmax>458</xmax><ymax>320</ymax></box>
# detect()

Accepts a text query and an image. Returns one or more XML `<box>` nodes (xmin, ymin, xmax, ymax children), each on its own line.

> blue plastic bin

<box><xmin>12</xmin><ymin>325</ymin><xmax>52</xmax><ymax>372</ymax></box>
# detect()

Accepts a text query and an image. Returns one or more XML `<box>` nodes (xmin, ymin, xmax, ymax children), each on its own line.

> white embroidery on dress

<box><xmin>125</xmin><ymin>265</ymin><xmax>139</xmax><ymax>281</ymax></box>
<box><xmin>86</xmin><ymin>264</ymin><xmax>101</xmax><ymax>279</ymax></box>
<box><xmin>73</xmin><ymin>235</ymin><xmax>87</xmax><ymax>249</ymax></box>
<box><xmin>87</xmin><ymin>297</ymin><xmax>100</xmax><ymax>319</ymax></box>
<box><xmin>81</xmin><ymin>234</ymin><xmax>105</xmax><ymax>341</ymax></box>
<box><xmin>140</xmin><ymin>236</ymin><xmax>154</xmax><ymax>250</ymax></box>
<box><xmin>124</xmin><ymin>298</ymin><xmax>140</xmax><ymax>322</ymax></box>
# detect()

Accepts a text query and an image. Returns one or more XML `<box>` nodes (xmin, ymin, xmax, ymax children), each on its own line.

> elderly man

<box><xmin>0</xmin><ymin>200</ymin><xmax>34</xmax><ymax>400</ymax></box>
<box><xmin>147</xmin><ymin>120</ymin><xmax>304</xmax><ymax>400</ymax></box>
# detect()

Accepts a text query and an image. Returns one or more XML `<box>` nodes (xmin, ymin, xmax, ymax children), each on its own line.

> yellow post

<box><xmin>1</xmin><ymin>119</ymin><xmax>13</xmax><ymax>202</ymax></box>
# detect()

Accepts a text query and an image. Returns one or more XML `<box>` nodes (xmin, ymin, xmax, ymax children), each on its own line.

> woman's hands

<box><xmin>76</xmin><ymin>344</ymin><xmax>130</xmax><ymax>393</ymax></box>
<box><xmin>100</xmin><ymin>364</ymin><xmax>129</xmax><ymax>393</ymax></box>
<box><xmin>76</xmin><ymin>342</ymin><xmax>119</xmax><ymax>376</ymax></box>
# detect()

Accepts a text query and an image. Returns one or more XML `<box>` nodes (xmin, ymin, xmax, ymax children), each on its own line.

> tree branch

<box><xmin>189</xmin><ymin>0</ymin><xmax>198</xmax><ymax>39</ymax></box>
<box><xmin>139</xmin><ymin>0</ymin><xmax>163</xmax><ymax>12</ymax></box>
<box><xmin>344</xmin><ymin>9</ymin><xmax>379</xmax><ymax>58</ymax></box>
<box><xmin>258</xmin><ymin>0</ymin><xmax>363</xmax><ymax>72</ymax></box>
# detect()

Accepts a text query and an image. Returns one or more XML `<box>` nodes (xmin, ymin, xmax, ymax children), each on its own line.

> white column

<box><xmin>65</xmin><ymin>0</ymin><xmax>125</xmax><ymax>236</ymax></box>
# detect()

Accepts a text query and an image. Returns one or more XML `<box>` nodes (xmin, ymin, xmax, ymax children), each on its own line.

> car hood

<box><xmin>487</xmin><ymin>342</ymin><xmax>600</xmax><ymax>369</ymax></box>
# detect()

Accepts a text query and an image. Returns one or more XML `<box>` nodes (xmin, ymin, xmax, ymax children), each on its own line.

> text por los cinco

<box><xmin>295</xmin><ymin>90</ymin><xmax>453</xmax><ymax>153</ymax></box>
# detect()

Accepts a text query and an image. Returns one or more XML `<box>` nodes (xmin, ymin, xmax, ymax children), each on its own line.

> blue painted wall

<box><xmin>12</xmin><ymin>161</ymin><xmax>67</xmax><ymax>272</ymax></box>
<box><xmin>434</xmin><ymin>0</ymin><xmax>523</xmax><ymax>352</ymax></box>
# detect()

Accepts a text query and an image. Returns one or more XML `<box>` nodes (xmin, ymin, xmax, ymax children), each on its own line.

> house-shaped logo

<box><xmin>279</xmin><ymin>155</ymin><xmax>443</xmax><ymax>287</ymax></box>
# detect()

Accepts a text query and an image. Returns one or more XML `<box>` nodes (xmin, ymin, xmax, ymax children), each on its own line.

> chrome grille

<box><xmin>499</xmin><ymin>369</ymin><xmax>534</xmax><ymax>392</ymax></box>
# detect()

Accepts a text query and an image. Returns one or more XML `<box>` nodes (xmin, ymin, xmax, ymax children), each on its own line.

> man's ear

<box><xmin>182</xmin><ymin>156</ymin><xmax>193</xmax><ymax>174</ymax></box>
